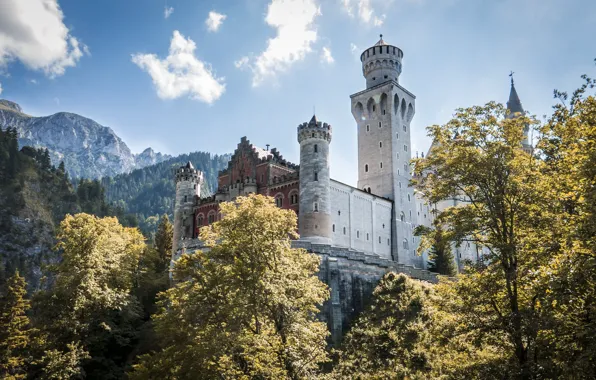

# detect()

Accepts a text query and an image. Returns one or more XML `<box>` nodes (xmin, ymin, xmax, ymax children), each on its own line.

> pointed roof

<box><xmin>184</xmin><ymin>161</ymin><xmax>194</xmax><ymax>169</ymax></box>
<box><xmin>308</xmin><ymin>114</ymin><xmax>318</xmax><ymax>126</ymax></box>
<box><xmin>374</xmin><ymin>34</ymin><xmax>387</xmax><ymax>46</ymax></box>
<box><xmin>507</xmin><ymin>74</ymin><xmax>524</xmax><ymax>116</ymax></box>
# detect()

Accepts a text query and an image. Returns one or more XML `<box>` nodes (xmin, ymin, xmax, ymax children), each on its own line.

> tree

<box><xmin>33</xmin><ymin>213</ymin><xmax>146</xmax><ymax>379</ymax></box>
<box><xmin>412</xmin><ymin>102</ymin><xmax>551</xmax><ymax>378</ymax></box>
<box><xmin>334</xmin><ymin>272</ymin><xmax>437</xmax><ymax>379</ymax></box>
<box><xmin>414</xmin><ymin>220</ymin><xmax>457</xmax><ymax>276</ymax></box>
<box><xmin>154</xmin><ymin>214</ymin><xmax>173</xmax><ymax>273</ymax></box>
<box><xmin>131</xmin><ymin>194</ymin><xmax>329</xmax><ymax>379</ymax></box>
<box><xmin>0</xmin><ymin>272</ymin><xmax>31</xmax><ymax>379</ymax></box>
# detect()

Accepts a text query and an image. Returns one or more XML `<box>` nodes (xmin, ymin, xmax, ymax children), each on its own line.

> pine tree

<box><xmin>154</xmin><ymin>214</ymin><xmax>173</xmax><ymax>273</ymax></box>
<box><xmin>414</xmin><ymin>222</ymin><xmax>457</xmax><ymax>276</ymax></box>
<box><xmin>0</xmin><ymin>271</ymin><xmax>31</xmax><ymax>379</ymax></box>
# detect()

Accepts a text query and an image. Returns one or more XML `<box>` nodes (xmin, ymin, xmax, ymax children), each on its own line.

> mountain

<box><xmin>0</xmin><ymin>99</ymin><xmax>171</xmax><ymax>179</ymax></box>
<box><xmin>102</xmin><ymin>151</ymin><xmax>231</xmax><ymax>237</ymax></box>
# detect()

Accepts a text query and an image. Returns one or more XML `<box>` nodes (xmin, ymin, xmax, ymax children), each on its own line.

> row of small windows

<box><xmin>364</xmin><ymin>45</ymin><xmax>398</xmax><ymax>58</ymax></box>
<box><xmin>332</xmin><ymin>224</ymin><xmax>391</xmax><ymax>246</ymax></box>
<box><xmin>274</xmin><ymin>193</ymin><xmax>299</xmax><ymax>207</ymax></box>
<box><xmin>197</xmin><ymin>212</ymin><xmax>218</xmax><ymax>226</ymax></box>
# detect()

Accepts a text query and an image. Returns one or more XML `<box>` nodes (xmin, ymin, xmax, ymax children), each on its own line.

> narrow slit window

<box><xmin>314</xmin><ymin>144</ymin><xmax>318</xmax><ymax>153</ymax></box>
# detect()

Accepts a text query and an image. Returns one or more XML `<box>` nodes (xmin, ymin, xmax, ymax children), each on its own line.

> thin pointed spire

<box><xmin>507</xmin><ymin>71</ymin><xmax>524</xmax><ymax>116</ymax></box>
<box><xmin>309</xmin><ymin>114</ymin><xmax>318</xmax><ymax>125</ymax></box>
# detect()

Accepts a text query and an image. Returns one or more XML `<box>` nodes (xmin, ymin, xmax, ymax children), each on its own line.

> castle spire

<box><xmin>507</xmin><ymin>71</ymin><xmax>524</xmax><ymax>116</ymax></box>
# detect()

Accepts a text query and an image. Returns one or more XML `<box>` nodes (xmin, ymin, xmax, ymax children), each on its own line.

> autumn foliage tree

<box><xmin>131</xmin><ymin>194</ymin><xmax>329</xmax><ymax>379</ymax></box>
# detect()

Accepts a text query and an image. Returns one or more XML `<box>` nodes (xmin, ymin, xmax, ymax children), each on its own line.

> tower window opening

<box><xmin>365</xmin><ymin>164</ymin><xmax>369</xmax><ymax>172</ymax></box>
<box><xmin>338</xmin><ymin>210</ymin><xmax>341</xmax><ymax>215</ymax></box>
<box><xmin>314</xmin><ymin>144</ymin><xmax>318</xmax><ymax>153</ymax></box>
<box><xmin>367</xmin><ymin>233</ymin><xmax>369</xmax><ymax>241</ymax></box>
<box><xmin>403</xmin><ymin>125</ymin><xmax>407</xmax><ymax>132</ymax></box>
<box><xmin>404</xmin><ymin>164</ymin><xmax>408</xmax><ymax>172</ymax></box>
<box><xmin>373</xmin><ymin>105</ymin><xmax>376</xmax><ymax>112</ymax></box>
<box><xmin>357</xmin><ymin>231</ymin><xmax>360</xmax><ymax>238</ymax></box>
<box><xmin>372</xmin><ymin>77</ymin><xmax>376</xmax><ymax>81</ymax></box>
<box><xmin>184</xmin><ymin>195</ymin><xmax>187</xmax><ymax>202</ymax></box>
<box><xmin>384</xmin><ymin>75</ymin><xmax>388</xmax><ymax>79</ymax></box>
<box><xmin>396</xmin><ymin>152</ymin><xmax>399</xmax><ymax>159</ymax></box>
<box><xmin>399</xmin><ymin>182</ymin><xmax>402</xmax><ymax>188</ymax></box>
<box><xmin>387</xmin><ymin>46</ymin><xmax>390</xmax><ymax>54</ymax></box>
<box><xmin>404</xmin><ymin>145</ymin><xmax>408</xmax><ymax>152</ymax></box>
<box><xmin>314</xmin><ymin>171</ymin><xmax>318</xmax><ymax>181</ymax></box>
<box><xmin>333</xmin><ymin>224</ymin><xmax>335</xmax><ymax>232</ymax></box>
<box><xmin>396</xmin><ymin>132</ymin><xmax>399</xmax><ymax>140</ymax></box>
<box><xmin>312</xmin><ymin>133</ymin><xmax>315</xmax><ymax>137</ymax></box>
<box><xmin>408</xmin><ymin>194</ymin><xmax>411</xmax><ymax>202</ymax></box>
<box><xmin>380</xmin><ymin>162</ymin><xmax>383</xmax><ymax>169</ymax></box>
<box><xmin>193</xmin><ymin>184</ymin><xmax>196</xmax><ymax>189</ymax></box>
<box><xmin>379</xmin><ymin>141</ymin><xmax>382</xmax><ymax>148</ymax></box>
<box><xmin>275</xmin><ymin>196</ymin><xmax>283</xmax><ymax>207</ymax></box>
<box><xmin>378</xmin><ymin>121</ymin><xmax>382</xmax><ymax>128</ymax></box>
<box><xmin>343</xmin><ymin>227</ymin><xmax>346</xmax><ymax>235</ymax></box>
<box><xmin>367</xmin><ymin>187</ymin><xmax>371</xmax><ymax>193</ymax></box>
<box><xmin>403</xmin><ymin>239</ymin><xmax>409</xmax><ymax>249</ymax></box>
<box><xmin>366</xmin><ymin>124</ymin><xmax>370</xmax><ymax>132</ymax></box>
<box><xmin>387</xmin><ymin>238</ymin><xmax>390</xmax><ymax>245</ymax></box>
<box><xmin>313</xmin><ymin>202</ymin><xmax>319</xmax><ymax>212</ymax></box>
<box><xmin>373</xmin><ymin>48</ymin><xmax>375</xmax><ymax>55</ymax></box>
<box><xmin>379</xmin><ymin>236</ymin><xmax>381</xmax><ymax>243</ymax></box>
<box><xmin>400</xmin><ymin>212</ymin><xmax>405</xmax><ymax>221</ymax></box>
<box><xmin>383</xmin><ymin>109</ymin><xmax>386</xmax><ymax>115</ymax></box>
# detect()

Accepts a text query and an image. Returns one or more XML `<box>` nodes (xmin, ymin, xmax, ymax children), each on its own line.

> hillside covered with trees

<box><xmin>101</xmin><ymin>151</ymin><xmax>231</xmax><ymax>237</ymax></box>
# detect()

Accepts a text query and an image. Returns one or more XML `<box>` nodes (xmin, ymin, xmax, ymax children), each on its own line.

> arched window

<box><xmin>403</xmin><ymin>125</ymin><xmax>407</xmax><ymax>132</ymax></box>
<box><xmin>208</xmin><ymin>211</ymin><xmax>216</xmax><ymax>224</ymax></box>
<box><xmin>314</xmin><ymin>144</ymin><xmax>318</xmax><ymax>153</ymax></box>
<box><xmin>366</xmin><ymin>233</ymin><xmax>369</xmax><ymax>240</ymax></box>
<box><xmin>380</xmin><ymin>162</ymin><xmax>383</xmax><ymax>169</ymax></box>
<box><xmin>357</xmin><ymin>231</ymin><xmax>360</xmax><ymax>238</ymax></box>
<box><xmin>184</xmin><ymin>195</ymin><xmax>187</xmax><ymax>202</ymax></box>
<box><xmin>379</xmin><ymin>236</ymin><xmax>381</xmax><ymax>243</ymax></box>
<box><xmin>275</xmin><ymin>195</ymin><xmax>283</xmax><ymax>207</ymax></box>
<box><xmin>314</xmin><ymin>171</ymin><xmax>318</xmax><ymax>181</ymax></box>
<box><xmin>396</xmin><ymin>132</ymin><xmax>399</xmax><ymax>140</ymax></box>
<box><xmin>332</xmin><ymin>224</ymin><xmax>335</xmax><ymax>232</ymax></box>
<box><xmin>378</xmin><ymin>121</ymin><xmax>382</xmax><ymax>128</ymax></box>
<box><xmin>399</xmin><ymin>182</ymin><xmax>402</xmax><ymax>188</ymax></box>
<box><xmin>387</xmin><ymin>238</ymin><xmax>390</xmax><ymax>246</ymax></box>
<box><xmin>343</xmin><ymin>227</ymin><xmax>346</xmax><ymax>235</ymax></box>
<box><xmin>289</xmin><ymin>192</ymin><xmax>298</xmax><ymax>205</ymax></box>
<box><xmin>379</xmin><ymin>141</ymin><xmax>382</xmax><ymax>148</ymax></box>
<box><xmin>197</xmin><ymin>214</ymin><xmax>204</xmax><ymax>226</ymax></box>
<box><xmin>367</xmin><ymin>187</ymin><xmax>371</xmax><ymax>193</ymax></box>
<box><xmin>403</xmin><ymin>239</ymin><xmax>409</xmax><ymax>249</ymax></box>
<box><xmin>400</xmin><ymin>212</ymin><xmax>405</xmax><ymax>222</ymax></box>
<box><xmin>404</xmin><ymin>163</ymin><xmax>408</xmax><ymax>172</ymax></box>
<box><xmin>313</xmin><ymin>202</ymin><xmax>319</xmax><ymax>212</ymax></box>
<box><xmin>366</xmin><ymin>125</ymin><xmax>370</xmax><ymax>132</ymax></box>
<box><xmin>404</xmin><ymin>145</ymin><xmax>408</xmax><ymax>152</ymax></box>
<box><xmin>365</xmin><ymin>164</ymin><xmax>369</xmax><ymax>172</ymax></box>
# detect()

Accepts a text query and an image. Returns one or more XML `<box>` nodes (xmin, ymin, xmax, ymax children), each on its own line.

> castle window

<box><xmin>387</xmin><ymin>238</ymin><xmax>390</xmax><ymax>245</ymax></box>
<box><xmin>208</xmin><ymin>213</ymin><xmax>215</xmax><ymax>224</ymax></box>
<box><xmin>379</xmin><ymin>236</ymin><xmax>381</xmax><ymax>243</ymax></box>
<box><xmin>290</xmin><ymin>193</ymin><xmax>298</xmax><ymax>205</ymax></box>
<box><xmin>313</xmin><ymin>202</ymin><xmax>319</xmax><ymax>212</ymax></box>
<box><xmin>261</xmin><ymin>174</ymin><xmax>264</xmax><ymax>183</ymax></box>
<box><xmin>333</xmin><ymin>224</ymin><xmax>335</xmax><ymax>232</ymax></box>
<box><xmin>367</xmin><ymin>187</ymin><xmax>371</xmax><ymax>193</ymax></box>
<box><xmin>400</xmin><ymin>212</ymin><xmax>405</xmax><ymax>222</ymax></box>
<box><xmin>404</xmin><ymin>145</ymin><xmax>408</xmax><ymax>152</ymax></box>
<box><xmin>398</xmin><ymin>169</ymin><xmax>400</xmax><ymax>175</ymax></box>
<box><xmin>396</xmin><ymin>152</ymin><xmax>399</xmax><ymax>159</ymax></box>
<box><xmin>403</xmin><ymin>239</ymin><xmax>409</xmax><ymax>249</ymax></box>
<box><xmin>404</xmin><ymin>163</ymin><xmax>408</xmax><ymax>172</ymax></box>
<box><xmin>399</xmin><ymin>182</ymin><xmax>402</xmax><ymax>188</ymax></box>
<box><xmin>312</xmin><ymin>133</ymin><xmax>315</xmax><ymax>137</ymax></box>
<box><xmin>366</xmin><ymin>233</ymin><xmax>369</xmax><ymax>241</ymax></box>
<box><xmin>408</xmin><ymin>194</ymin><xmax>411</xmax><ymax>202</ymax></box>
<box><xmin>357</xmin><ymin>231</ymin><xmax>360</xmax><ymax>238</ymax></box>
<box><xmin>373</xmin><ymin>105</ymin><xmax>376</xmax><ymax>112</ymax></box>
<box><xmin>382</xmin><ymin>224</ymin><xmax>385</xmax><ymax>228</ymax></box>
<box><xmin>275</xmin><ymin>195</ymin><xmax>283</xmax><ymax>207</ymax></box>
<box><xmin>378</xmin><ymin>121</ymin><xmax>382</xmax><ymax>128</ymax></box>
<box><xmin>366</xmin><ymin>124</ymin><xmax>370</xmax><ymax>132</ymax></box>
<box><xmin>314</xmin><ymin>171</ymin><xmax>318</xmax><ymax>181</ymax></box>
<box><xmin>338</xmin><ymin>210</ymin><xmax>341</xmax><ymax>215</ymax></box>
<box><xmin>382</xmin><ymin>109</ymin><xmax>386</xmax><ymax>115</ymax></box>
<box><xmin>410</xmin><ymin>210</ymin><xmax>412</xmax><ymax>219</ymax></box>
<box><xmin>387</xmin><ymin>46</ymin><xmax>390</xmax><ymax>54</ymax></box>
<box><xmin>365</xmin><ymin>164</ymin><xmax>369</xmax><ymax>172</ymax></box>
<box><xmin>384</xmin><ymin>75</ymin><xmax>388</xmax><ymax>79</ymax></box>
<box><xmin>380</xmin><ymin>162</ymin><xmax>383</xmax><ymax>169</ymax></box>
<box><xmin>314</xmin><ymin>144</ymin><xmax>318</xmax><ymax>153</ymax></box>
<box><xmin>379</xmin><ymin>141</ymin><xmax>382</xmax><ymax>148</ymax></box>
<box><xmin>343</xmin><ymin>227</ymin><xmax>346</xmax><ymax>235</ymax></box>
<box><xmin>396</xmin><ymin>132</ymin><xmax>399</xmax><ymax>140</ymax></box>
<box><xmin>372</xmin><ymin>77</ymin><xmax>376</xmax><ymax>81</ymax></box>
<box><xmin>184</xmin><ymin>195</ymin><xmax>187</xmax><ymax>202</ymax></box>
<box><xmin>194</xmin><ymin>184</ymin><xmax>196</xmax><ymax>189</ymax></box>
<box><xmin>197</xmin><ymin>214</ymin><xmax>204</xmax><ymax>226</ymax></box>
<box><xmin>403</xmin><ymin>125</ymin><xmax>407</xmax><ymax>132</ymax></box>
<box><xmin>393</xmin><ymin>47</ymin><xmax>396</xmax><ymax>54</ymax></box>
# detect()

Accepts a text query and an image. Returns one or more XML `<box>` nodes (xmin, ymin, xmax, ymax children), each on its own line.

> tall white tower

<box><xmin>298</xmin><ymin>115</ymin><xmax>333</xmax><ymax>244</ymax></box>
<box><xmin>350</xmin><ymin>35</ymin><xmax>421</xmax><ymax>267</ymax></box>
<box><xmin>172</xmin><ymin>161</ymin><xmax>203</xmax><ymax>256</ymax></box>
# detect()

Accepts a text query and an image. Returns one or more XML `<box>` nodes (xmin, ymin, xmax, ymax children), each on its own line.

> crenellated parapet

<box><xmin>297</xmin><ymin>118</ymin><xmax>332</xmax><ymax>144</ymax></box>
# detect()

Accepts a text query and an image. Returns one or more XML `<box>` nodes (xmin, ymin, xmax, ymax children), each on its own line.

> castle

<box><xmin>171</xmin><ymin>36</ymin><xmax>528</xmax><ymax>343</ymax></box>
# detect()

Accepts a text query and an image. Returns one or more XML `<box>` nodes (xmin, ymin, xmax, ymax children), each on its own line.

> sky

<box><xmin>0</xmin><ymin>0</ymin><xmax>595</xmax><ymax>185</ymax></box>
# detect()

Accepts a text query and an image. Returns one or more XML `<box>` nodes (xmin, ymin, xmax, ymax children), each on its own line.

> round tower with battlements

<box><xmin>172</xmin><ymin>161</ymin><xmax>204</xmax><ymax>255</ymax></box>
<box><xmin>360</xmin><ymin>34</ymin><xmax>404</xmax><ymax>89</ymax></box>
<box><xmin>297</xmin><ymin>115</ymin><xmax>332</xmax><ymax>244</ymax></box>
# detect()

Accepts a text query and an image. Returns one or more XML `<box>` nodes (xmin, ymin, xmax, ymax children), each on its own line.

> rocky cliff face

<box><xmin>0</xmin><ymin>99</ymin><xmax>171</xmax><ymax>179</ymax></box>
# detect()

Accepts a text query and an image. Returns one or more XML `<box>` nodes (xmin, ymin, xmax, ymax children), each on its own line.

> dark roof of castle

<box><xmin>507</xmin><ymin>79</ymin><xmax>524</xmax><ymax>115</ymax></box>
<box><xmin>308</xmin><ymin>114</ymin><xmax>318</xmax><ymax>125</ymax></box>
<box><xmin>184</xmin><ymin>161</ymin><xmax>194</xmax><ymax>169</ymax></box>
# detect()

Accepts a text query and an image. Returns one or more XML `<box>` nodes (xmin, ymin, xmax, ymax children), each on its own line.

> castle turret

<box><xmin>351</xmin><ymin>35</ymin><xmax>420</xmax><ymax>267</ymax></box>
<box><xmin>360</xmin><ymin>34</ymin><xmax>403</xmax><ymax>89</ymax></box>
<box><xmin>172</xmin><ymin>161</ymin><xmax>204</xmax><ymax>255</ymax></box>
<box><xmin>297</xmin><ymin>115</ymin><xmax>332</xmax><ymax>244</ymax></box>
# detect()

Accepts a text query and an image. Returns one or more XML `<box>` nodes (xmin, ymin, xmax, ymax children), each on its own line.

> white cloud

<box><xmin>205</xmin><ymin>11</ymin><xmax>227</xmax><ymax>32</ymax></box>
<box><xmin>239</xmin><ymin>0</ymin><xmax>321</xmax><ymax>87</ymax></box>
<box><xmin>0</xmin><ymin>0</ymin><xmax>89</xmax><ymax>78</ymax></box>
<box><xmin>342</xmin><ymin>0</ymin><xmax>385</xmax><ymax>26</ymax></box>
<box><xmin>350</xmin><ymin>43</ymin><xmax>358</xmax><ymax>54</ymax></box>
<box><xmin>320</xmin><ymin>47</ymin><xmax>334</xmax><ymax>64</ymax></box>
<box><xmin>30</xmin><ymin>79</ymin><xmax>38</xmax><ymax>84</ymax></box>
<box><xmin>131</xmin><ymin>30</ymin><xmax>225</xmax><ymax>104</ymax></box>
<box><xmin>164</xmin><ymin>6</ymin><xmax>174</xmax><ymax>19</ymax></box>
<box><xmin>234</xmin><ymin>56</ymin><xmax>250</xmax><ymax>69</ymax></box>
